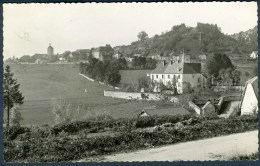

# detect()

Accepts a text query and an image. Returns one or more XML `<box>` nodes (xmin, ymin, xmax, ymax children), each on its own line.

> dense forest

<box><xmin>114</xmin><ymin>23</ymin><xmax>258</xmax><ymax>60</ymax></box>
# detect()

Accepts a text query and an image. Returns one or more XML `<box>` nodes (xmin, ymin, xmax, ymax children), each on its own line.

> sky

<box><xmin>3</xmin><ymin>2</ymin><xmax>258</xmax><ymax>59</ymax></box>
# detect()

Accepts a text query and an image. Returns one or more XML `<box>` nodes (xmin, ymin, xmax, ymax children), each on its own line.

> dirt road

<box><xmin>104</xmin><ymin>130</ymin><xmax>258</xmax><ymax>161</ymax></box>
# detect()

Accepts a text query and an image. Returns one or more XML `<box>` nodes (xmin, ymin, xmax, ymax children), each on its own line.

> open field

<box><xmin>7</xmin><ymin>64</ymin><xmax>188</xmax><ymax>125</ymax></box>
<box><xmin>120</xmin><ymin>70</ymin><xmax>151</xmax><ymax>85</ymax></box>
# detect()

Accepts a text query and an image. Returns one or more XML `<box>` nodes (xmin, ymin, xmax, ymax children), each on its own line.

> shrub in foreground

<box><xmin>4</xmin><ymin>115</ymin><xmax>258</xmax><ymax>162</ymax></box>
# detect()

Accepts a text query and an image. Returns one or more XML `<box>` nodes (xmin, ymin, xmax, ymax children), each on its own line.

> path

<box><xmin>219</xmin><ymin>101</ymin><xmax>240</xmax><ymax>118</ymax></box>
<box><xmin>104</xmin><ymin>130</ymin><xmax>258</xmax><ymax>161</ymax></box>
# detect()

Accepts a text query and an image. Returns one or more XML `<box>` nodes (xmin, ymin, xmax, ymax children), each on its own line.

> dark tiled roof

<box><xmin>151</xmin><ymin>61</ymin><xmax>202</xmax><ymax>74</ymax></box>
<box><xmin>183</xmin><ymin>63</ymin><xmax>201</xmax><ymax>74</ymax></box>
<box><xmin>150</xmin><ymin>62</ymin><xmax>167</xmax><ymax>74</ymax></box>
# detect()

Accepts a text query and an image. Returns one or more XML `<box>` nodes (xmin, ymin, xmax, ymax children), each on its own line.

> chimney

<box><xmin>162</xmin><ymin>60</ymin><xmax>166</xmax><ymax>67</ymax></box>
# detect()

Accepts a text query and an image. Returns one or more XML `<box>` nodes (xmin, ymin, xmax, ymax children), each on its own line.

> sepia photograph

<box><xmin>2</xmin><ymin>2</ymin><xmax>258</xmax><ymax>162</ymax></box>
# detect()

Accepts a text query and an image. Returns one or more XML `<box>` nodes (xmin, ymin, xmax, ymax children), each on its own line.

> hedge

<box><xmin>4</xmin><ymin>115</ymin><xmax>258</xmax><ymax>162</ymax></box>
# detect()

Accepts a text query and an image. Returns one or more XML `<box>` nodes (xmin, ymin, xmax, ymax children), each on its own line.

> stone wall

<box><xmin>104</xmin><ymin>90</ymin><xmax>179</xmax><ymax>103</ymax></box>
<box><xmin>188</xmin><ymin>101</ymin><xmax>201</xmax><ymax>115</ymax></box>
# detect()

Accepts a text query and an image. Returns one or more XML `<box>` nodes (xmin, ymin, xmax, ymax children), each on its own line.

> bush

<box><xmin>10</xmin><ymin>106</ymin><xmax>23</xmax><ymax>127</ymax></box>
<box><xmin>51</xmin><ymin>98</ymin><xmax>74</xmax><ymax>124</ymax></box>
<box><xmin>4</xmin><ymin>115</ymin><xmax>258</xmax><ymax>162</ymax></box>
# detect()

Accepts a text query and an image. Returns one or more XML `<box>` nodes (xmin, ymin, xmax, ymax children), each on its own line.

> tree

<box><xmin>231</xmin><ymin>69</ymin><xmax>241</xmax><ymax>86</ymax></box>
<box><xmin>4</xmin><ymin>65</ymin><xmax>24</xmax><ymax>130</ymax></box>
<box><xmin>137</xmin><ymin>31</ymin><xmax>148</xmax><ymax>41</ymax></box>
<box><xmin>206</xmin><ymin>53</ymin><xmax>233</xmax><ymax>77</ymax></box>
<box><xmin>183</xmin><ymin>82</ymin><xmax>193</xmax><ymax>94</ymax></box>
<box><xmin>10</xmin><ymin>106</ymin><xmax>23</xmax><ymax>127</ymax></box>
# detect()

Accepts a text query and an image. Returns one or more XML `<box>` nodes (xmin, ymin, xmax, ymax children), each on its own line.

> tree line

<box><xmin>79</xmin><ymin>56</ymin><xmax>122</xmax><ymax>86</ymax></box>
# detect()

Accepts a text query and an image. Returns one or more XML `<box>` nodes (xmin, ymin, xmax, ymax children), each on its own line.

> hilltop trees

<box><xmin>4</xmin><ymin>65</ymin><xmax>24</xmax><ymax>130</ymax></box>
<box><xmin>137</xmin><ymin>31</ymin><xmax>148</xmax><ymax>41</ymax></box>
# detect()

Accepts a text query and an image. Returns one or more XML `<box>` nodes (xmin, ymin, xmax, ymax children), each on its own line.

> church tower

<box><xmin>47</xmin><ymin>43</ymin><xmax>54</xmax><ymax>55</ymax></box>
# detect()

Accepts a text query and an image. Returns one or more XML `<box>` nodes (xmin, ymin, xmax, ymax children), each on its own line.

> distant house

<box><xmin>113</xmin><ymin>51</ymin><xmax>123</xmax><ymax>59</ymax></box>
<box><xmin>198</xmin><ymin>54</ymin><xmax>207</xmax><ymax>61</ymax></box>
<box><xmin>35</xmin><ymin>59</ymin><xmax>41</xmax><ymax>64</ymax></box>
<box><xmin>250</xmin><ymin>51</ymin><xmax>258</xmax><ymax>59</ymax></box>
<box><xmin>75</xmin><ymin>49</ymin><xmax>91</xmax><ymax>60</ymax></box>
<box><xmin>125</xmin><ymin>57</ymin><xmax>134</xmax><ymax>62</ymax></box>
<box><xmin>240</xmin><ymin>76</ymin><xmax>258</xmax><ymax>115</ymax></box>
<box><xmin>92</xmin><ymin>44</ymin><xmax>114</xmax><ymax>61</ymax></box>
<box><xmin>148</xmin><ymin>54</ymin><xmax>206</xmax><ymax>94</ymax></box>
<box><xmin>35</xmin><ymin>59</ymin><xmax>47</xmax><ymax>64</ymax></box>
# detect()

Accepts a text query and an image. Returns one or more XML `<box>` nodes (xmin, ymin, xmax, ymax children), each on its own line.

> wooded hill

<box><xmin>114</xmin><ymin>23</ymin><xmax>258</xmax><ymax>60</ymax></box>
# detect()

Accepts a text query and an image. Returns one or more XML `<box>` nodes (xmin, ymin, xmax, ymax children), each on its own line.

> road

<box><xmin>104</xmin><ymin>130</ymin><xmax>258</xmax><ymax>161</ymax></box>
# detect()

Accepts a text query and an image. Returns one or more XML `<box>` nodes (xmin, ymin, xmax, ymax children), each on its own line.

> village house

<box><xmin>148</xmin><ymin>54</ymin><xmax>206</xmax><ymax>94</ymax></box>
<box><xmin>75</xmin><ymin>49</ymin><xmax>91</xmax><ymax>59</ymax></box>
<box><xmin>92</xmin><ymin>44</ymin><xmax>114</xmax><ymax>61</ymax></box>
<box><xmin>113</xmin><ymin>51</ymin><xmax>123</xmax><ymax>59</ymax></box>
<box><xmin>250</xmin><ymin>51</ymin><xmax>258</xmax><ymax>59</ymax></box>
<box><xmin>240</xmin><ymin>76</ymin><xmax>258</xmax><ymax>115</ymax></box>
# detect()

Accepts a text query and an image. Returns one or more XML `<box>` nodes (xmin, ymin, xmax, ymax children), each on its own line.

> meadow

<box><xmin>120</xmin><ymin>70</ymin><xmax>151</xmax><ymax>84</ymax></box>
<box><xmin>8</xmin><ymin>64</ymin><xmax>188</xmax><ymax>125</ymax></box>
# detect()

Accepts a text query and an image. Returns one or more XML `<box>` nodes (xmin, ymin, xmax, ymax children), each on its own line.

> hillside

<box><xmin>114</xmin><ymin>23</ymin><xmax>257</xmax><ymax>59</ymax></box>
<box><xmin>231</xmin><ymin>26</ymin><xmax>258</xmax><ymax>53</ymax></box>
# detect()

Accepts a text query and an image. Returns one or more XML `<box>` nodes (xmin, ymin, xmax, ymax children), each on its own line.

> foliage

<box><xmin>79</xmin><ymin>57</ymin><xmax>121</xmax><ymax>86</ymax></box>
<box><xmin>137</xmin><ymin>31</ymin><xmax>148</xmax><ymax>41</ymax></box>
<box><xmin>182</xmin><ymin>82</ymin><xmax>193</xmax><ymax>94</ymax></box>
<box><xmin>217</xmin><ymin>67</ymin><xmax>241</xmax><ymax>86</ymax></box>
<box><xmin>4</xmin><ymin>115</ymin><xmax>258</xmax><ymax>162</ymax></box>
<box><xmin>206</xmin><ymin>53</ymin><xmax>233</xmax><ymax>76</ymax></box>
<box><xmin>10</xmin><ymin>106</ymin><xmax>23</xmax><ymax>127</ymax></box>
<box><xmin>3</xmin><ymin>65</ymin><xmax>24</xmax><ymax>129</ymax></box>
<box><xmin>51</xmin><ymin>98</ymin><xmax>74</xmax><ymax>124</ymax></box>
<box><xmin>252</xmin><ymin>65</ymin><xmax>258</xmax><ymax>76</ymax></box>
<box><xmin>230</xmin><ymin>152</ymin><xmax>258</xmax><ymax>160</ymax></box>
<box><xmin>116</xmin><ymin>23</ymin><xmax>256</xmax><ymax>60</ymax></box>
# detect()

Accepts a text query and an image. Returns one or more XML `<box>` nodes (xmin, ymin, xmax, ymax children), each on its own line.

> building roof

<box><xmin>48</xmin><ymin>44</ymin><xmax>53</xmax><ymax>49</ymax></box>
<box><xmin>151</xmin><ymin>62</ymin><xmax>167</xmax><ymax>74</ymax></box>
<box><xmin>245</xmin><ymin>76</ymin><xmax>258</xmax><ymax>98</ymax></box>
<box><xmin>151</xmin><ymin>60</ymin><xmax>202</xmax><ymax>74</ymax></box>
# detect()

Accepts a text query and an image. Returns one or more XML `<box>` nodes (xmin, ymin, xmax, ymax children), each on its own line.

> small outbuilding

<box><xmin>250</xmin><ymin>51</ymin><xmax>258</xmax><ymax>59</ymax></box>
<box><xmin>240</xmin><ymin>76</ymin><xmax>258</xmax><ymax>115</ymax></box>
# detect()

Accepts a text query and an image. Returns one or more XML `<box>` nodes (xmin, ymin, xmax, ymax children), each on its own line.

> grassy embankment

<box><xmin>4</xmin><ymin>114</ymin><xmax>258</xmax><ymax>162</ymax></box>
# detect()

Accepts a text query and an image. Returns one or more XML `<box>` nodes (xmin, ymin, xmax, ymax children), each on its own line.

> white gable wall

<box><xmin>241</xmin><ymin>84</ymin><xmax>258</xmax><ymax>115</ymax></box>
<box><xmin>150</xmin><ymin>73</ymin><xmax>205</xmax><ymax>94</ymax></box>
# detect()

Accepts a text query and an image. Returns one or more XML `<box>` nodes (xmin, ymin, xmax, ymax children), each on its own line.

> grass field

<box><xmin>7</xmin><ymin>64</ymin><xmax>188</xmax><ymax>125</ymax></box>
<box><xmin>120</xmin><ymin>70</ymin><xmax>151</xmax><ymax>85</ymax></box>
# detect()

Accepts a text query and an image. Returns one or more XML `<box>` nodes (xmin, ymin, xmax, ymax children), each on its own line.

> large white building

<box><xmin>148</xmin><ymin>54</ymin><xmax>206</xmax><ymax>94</ymax></box>
<box><xmin>240</xmin><ymin>76</ymin><xmax>258</xmax><ymax>115</ymax></box>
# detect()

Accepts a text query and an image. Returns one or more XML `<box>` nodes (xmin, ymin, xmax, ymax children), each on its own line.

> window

<box><xmin>198</xmin><ymin>78</ymin><xmax>200</xmax><ymax>83</ymax></box>
<box><xmin>168</xmin><ymin>75</ymin><xmax>170</xmax><ymax>79</ymax></box>
<box><xmin>178</xmin><ymin>75</ymin><xmax>180</xmax><ymax>79</ymax></box>
<box><xmin>162</xmin><ymin>75</ymin><xmax>164</xmax><ymax>78</ymax></box>
<box><xmin>152</xmin><ymin>75</ymin><xmax>154</xmax><ymax>79</ymax></box>
<box><xmin>156</xmin><ymin>75</ymin><xmax>158</xmax><ymax>79</ymax></box>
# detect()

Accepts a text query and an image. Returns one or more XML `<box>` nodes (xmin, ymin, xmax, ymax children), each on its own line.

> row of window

<box><xmin>152</xmin><ymin>74</ymin><xmax>181</xmax><ymax>79</ymax></box>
